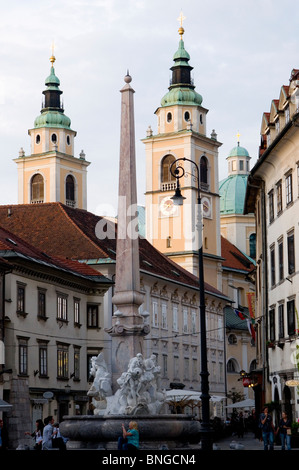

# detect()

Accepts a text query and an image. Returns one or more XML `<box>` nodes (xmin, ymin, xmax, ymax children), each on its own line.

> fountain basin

<box><xmin>60</xmin><ymin>414</ymin><xmax>201</xmax><ymax>450</ymax></box>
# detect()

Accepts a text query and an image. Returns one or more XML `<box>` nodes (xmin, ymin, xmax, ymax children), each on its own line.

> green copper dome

<box><xmin>45</xmin><ymin>66</ymin><xmax>61</xmax><ymax>88</ymax></box>
<box><xmin>173</xmin><ymin>39</ymin><xmax>190</xmax><ymax>62</ymax></box>
<box><xmin>161</xmin><ymin>87</ymin><xmax>202</xmax><ymax>107</ymax></box>
<box><xmin>34</xmin><ymin>110</ymin><xmax>71</xmax><ymax>129</ymax></box>
<box><xmin>219</xmin><ymin>174</ymin><xmax>248</xmax><ymax>215</ymax></box>
<box><xmin>228</xmin><ymin>145</ymin><xmax>250</xmax><ymax>158</ymax></box>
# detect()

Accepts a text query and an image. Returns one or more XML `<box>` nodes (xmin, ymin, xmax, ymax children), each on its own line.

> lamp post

<box><xmin>170</xmin><ymin>157</ymin><xmax>213</xmax><ymax>451</ymax></box>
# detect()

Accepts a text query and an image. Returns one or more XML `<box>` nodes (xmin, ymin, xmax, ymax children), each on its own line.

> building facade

<box><xmin>0</xmin><ymin>226</ymin><xmax>112</xmax><ymax>449</ymax></box>
<box><xmin>244</xmin><ymin>67</ymin><xmax>299</xmax><ymax>422</ymax></box>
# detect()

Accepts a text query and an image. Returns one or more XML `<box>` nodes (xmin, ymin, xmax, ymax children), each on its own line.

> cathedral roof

<box><xmin>219</xmin><ymin>140</ymin><xmax>251</xmax><ymax>215</ymax></box>
<box><xmin>219</xmin><ymin>174</ymin><xmax>248</xmax><ymax>215</ymax></box>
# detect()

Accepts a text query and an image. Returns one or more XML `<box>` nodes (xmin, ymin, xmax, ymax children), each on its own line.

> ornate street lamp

<box><xmin>170</xmin><ymin>157</ymin><xmax>213</xmax><ymax>451</ymax></box>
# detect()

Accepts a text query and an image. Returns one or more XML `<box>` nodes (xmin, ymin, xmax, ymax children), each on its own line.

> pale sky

<box><xmin>1</xmin><ymin>0</ymin><xmax>299</xmax><ymax>216</ymax></box>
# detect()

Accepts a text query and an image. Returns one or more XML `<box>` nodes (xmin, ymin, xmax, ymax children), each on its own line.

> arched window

<box><xmin>161</xmin><ymin>155</ymin><xmax>176</xmax><ymax>184</ymax></box>
<box><xmin>31</xmin><ymin>174</ymin><xmax>44</xmax><ymax>203</ymax></box>
<box><xmin>66</xmin><ymin>175</ymin><xmax>75</xmax><ymax>206</ymax></box>
<box><xmin>249</xmin><ymin>233</ymin><xmax>256</xmax><ymax>259</ymax></box>
<box><xmin>200</xmin><ymin>156</ymin><xmax>208</xmax><ymax>185</ymax></box>
<box><xmin>227</xmin><ymin>358</ymin><xmax>239</xmax><ymax>373</ymax></box>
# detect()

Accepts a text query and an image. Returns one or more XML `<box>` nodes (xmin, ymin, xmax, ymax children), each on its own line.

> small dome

<box><xmin>45</xmin><ymin>66</ymin><xmax>60</xmax><ymax>88</ymax></box>
<box><xmin>173</xmin><ymin>39</ymin><xmax>190</xmax><ymax>62</ymax></box>
<box><xmin>228</xmin><ymin>145</ymin><xmax>250</xmax><ymax>158</ymax></box>
<box><xmin>219</xmin><ymin>174</ymin><xmax>248</xmax><ymax>215</ymax></box>
<box><xmin>34</xmin><ymin>110</ymin><xmax>71</xmax><ymax>129</ymax></box>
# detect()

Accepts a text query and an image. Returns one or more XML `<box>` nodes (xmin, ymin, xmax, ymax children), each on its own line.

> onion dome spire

<box><xmin>34</xmin><ymin>52</ymin><xmax>71</xmax><ymax>129</ymax></box>
<box><xmin>161</xmin><ymin>14</ymin><xmax>203</xmax><ymax>107</ymax></box>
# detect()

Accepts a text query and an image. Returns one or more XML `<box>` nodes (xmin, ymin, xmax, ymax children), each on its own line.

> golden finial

<box><xmin>50</xmin><ymin>41</ymin><xmax>56</xmax><ymax>67</ymax></box>
<box><xmin>236</xmin><ymin>131</ymin><xmax>241</xmax><ymax>145</ymax></box>
<box><xmin>177</xmin><ymin>11</ymin><xmax>186</xmax><ymax>39</ymax></box>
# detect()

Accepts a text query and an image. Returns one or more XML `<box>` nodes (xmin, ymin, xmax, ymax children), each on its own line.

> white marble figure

<box><xmin>87</xmin><ymin>353</ymin><xmax>112</xmax><ymax>414</ymax></box>
<box><xmin>105</xmin><ymin>353</ymin><xmax>166</xmax><ymax>415</ymax></box>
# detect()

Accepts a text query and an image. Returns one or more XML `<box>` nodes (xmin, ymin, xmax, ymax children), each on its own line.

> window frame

<box><xmin>17</xmin><ymin>282</ymin><xmax>26</xmax><ymax>315</ymax></box>
<box><xmin>18</xmin><ymin>337</ymin><xmax>28</xmax><ymax>376</ymax></box>
<box><xmin>278</xmin><ymin>303</ymin><xmax>285</xmax><ymax>339</ymax></box>
<box><xmin>57</xmin><ymin>293</ymin><xmax>68</xmax><ymax>322</ymax></box>
<box><xmin>287</xmin><ymin>231</ymin><xmax>295</xmax><ymax>275</ymax></box>
<box><xmin>87</xmin><ymin>303</ymin><xmax>99</xmax><ymax>328</ymax></box>
<box><xmin>287</xmin><ymin>299</ymin><xmax>296</xmax><ymax>336</ymax></box>
<box><xmin>269</xmin><ymin>308</ymin><xmax>276</xmax><ymax>342</ymax></box>
<box><xmin>57</xmin><ymin>343</ymin><xmax>69</xmax><ymax>379</ymax></box>
<box><xmin>286</xmin><ymin>172</ymin><xmax>293</xmax><ymax>205</ymax></box>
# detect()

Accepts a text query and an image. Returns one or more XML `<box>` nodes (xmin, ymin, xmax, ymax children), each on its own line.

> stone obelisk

<box><xmin>106</xmin><ymin>74</ymin><xmax>149</xmax><ymax>390</ymax></box>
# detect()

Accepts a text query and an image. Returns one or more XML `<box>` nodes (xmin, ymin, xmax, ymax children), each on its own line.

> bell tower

<box><xmin>14</xmin><ymin>52</ymin><xmax>90</xmax><ymax>209</ymax></box>
<box><xmin>143</xmin><ymin>19</ymin><xmax>223</xmax><ymax>290</ymax></box>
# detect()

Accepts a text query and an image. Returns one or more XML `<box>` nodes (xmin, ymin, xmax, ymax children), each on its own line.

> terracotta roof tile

<box><xmin>221</xmin><ymin>236</ymin><xmax>255</xmax><ymax>272</ymax></box>
<box><xmin>0</xmin><ymin>203</ymin><xmax>227</xmax><ymax>299</ymax></box>
<box><xmin>0</xmin><ymin>223</ymin><xmax>107</xmax><ymax>280</ymax></box>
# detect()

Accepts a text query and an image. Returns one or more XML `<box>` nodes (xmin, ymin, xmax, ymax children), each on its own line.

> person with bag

<box><xmin>278</xmin><ymin>412</ymin><xmax>292</xmax><ymax>450</ymax></box>
<box><xmin>259</xmin><ymin>406</ymin><xmax>275</xmax><ymax>450</ymax></box>
<box><xmin>25</xmin><ymin>419</ymin><xmax>44</xmax><ymax>450</ymax></box>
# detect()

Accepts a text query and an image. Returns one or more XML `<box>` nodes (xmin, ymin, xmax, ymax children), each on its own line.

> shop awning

<box><xmin>0</xmin><ymin>399</ymin><xmax>13</xmax><ymax>411</ymax></box>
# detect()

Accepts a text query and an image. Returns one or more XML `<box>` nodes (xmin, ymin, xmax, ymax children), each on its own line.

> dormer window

<box><xmin>275</xmin><ymin>119</ymin><xmax>280</xmax><ymax>134</ymax></box>
<box><xmin>285</xmin><ymin>107</ymin><xmax>290</xmax><ymax>124</ymax></box>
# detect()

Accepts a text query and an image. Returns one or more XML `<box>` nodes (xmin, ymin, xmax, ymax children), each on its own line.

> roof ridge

<box><xmin>57</xmin><ymin>203</ymin><xmax>109</xmax><ymax>258</ymax></box>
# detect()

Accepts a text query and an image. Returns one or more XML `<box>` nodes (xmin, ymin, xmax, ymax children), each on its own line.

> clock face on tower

<box><xmin>159</xmin><ymin>196</ymin><xmax>177</xmax><ymax>216</ymax></box>
<box><xmin>201</xmin><ymin>196</ymin><xmax>212</xmax><ymax>218</ymax></box>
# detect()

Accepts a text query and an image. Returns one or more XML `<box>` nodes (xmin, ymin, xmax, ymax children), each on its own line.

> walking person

<box><xmin>42</xmin><ymin>415</ymin><xmax>54</xmax><ymax>450</ymax></box>
<box><xmin>118</xmin><ymin>421</ymin><xmax>139</xmax><ymax>451</ymax></box>
<box><xmin>278</xmin><ymin>412</ymin><xmax>292</xmax><ymax>450</ymax></box>
<box><xmin>259</xmin><ymin>406</ymin><xmax>275</xmax><ymax>450</ymax></box>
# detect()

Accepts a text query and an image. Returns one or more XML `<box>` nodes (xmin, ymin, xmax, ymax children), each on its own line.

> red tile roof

<box><xmin>0</xmin><ymin>203</ymin><xmax>227</xmax><ymax>299</ymax></box>
<box><xmin>0</xmin><ymin>223</ymin><xmax>109</xmax><ymax>281</ymax></box>
<box><xmin>221</xmin><ymin>236</ymin><xmax>254</xmax><ymax>272</ymax></box>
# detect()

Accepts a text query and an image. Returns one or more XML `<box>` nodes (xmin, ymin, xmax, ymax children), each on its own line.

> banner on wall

<box><xmin>246</xmin><ymin>292</ymin><xmax>256</xmax><ymax>340</ymax></box>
